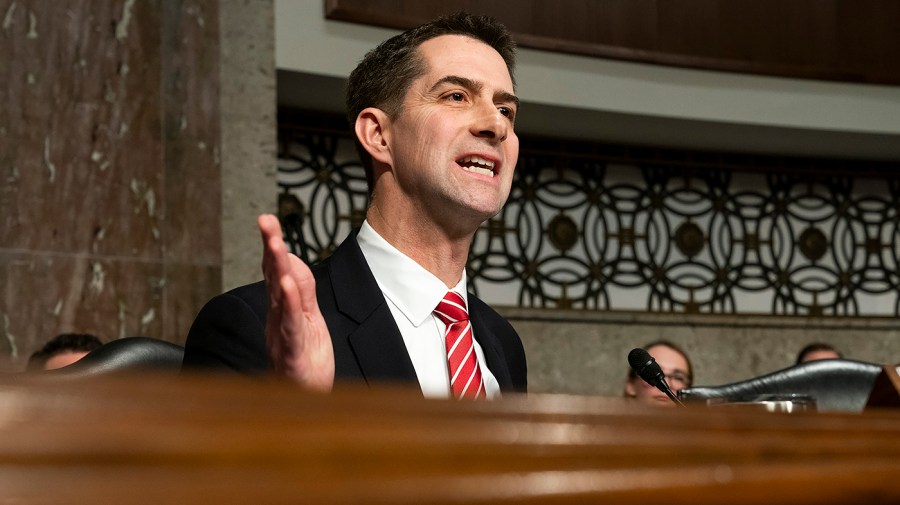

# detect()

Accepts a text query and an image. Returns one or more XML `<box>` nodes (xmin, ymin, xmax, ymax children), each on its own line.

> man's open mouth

<box><xmin>457</xmin><ymin>155</ymin><xmax>495</xmax><ymax>177</ymax></box>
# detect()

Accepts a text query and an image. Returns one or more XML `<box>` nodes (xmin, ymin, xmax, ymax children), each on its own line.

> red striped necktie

<box><xmin>433</xmin><ymin>291</ymin><xmax>485</xmax><ymax>399</ymax></box>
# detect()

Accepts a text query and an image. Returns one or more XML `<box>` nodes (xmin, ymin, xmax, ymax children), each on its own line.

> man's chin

<box><xmin>653</xmin><ymin>396</ymin><xmax>675</xmax><ymax>406</ymax></box>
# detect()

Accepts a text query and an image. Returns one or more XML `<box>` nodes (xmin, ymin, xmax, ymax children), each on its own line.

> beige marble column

<box><xmin>219</xmin><ymin>0</ymin><xmax>277</xmax><ymax>291</ymax></box>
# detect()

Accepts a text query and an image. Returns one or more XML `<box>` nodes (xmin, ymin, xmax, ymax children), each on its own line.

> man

<box><xmin>796</xmin><ymin>343</ymin><xmax>842</xmax><ymax>364</ymax></box>
<box><xmin>184</xmin><ymin>13</ymin><xmax>527</xmax><ymax>398</ymax></box>
<box><xmin>623</xmin><ymin>340</ymin><xmax>693</xmax><ymax>407</ymax></box>
<box><xmin>28</xmin><ymin>333</ymin><xmax>103</xmax><ymax>371</ymax></box>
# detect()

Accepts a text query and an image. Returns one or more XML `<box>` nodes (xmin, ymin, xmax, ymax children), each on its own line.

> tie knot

<box><xmin>434</xmin><ymin>291</ymin><xmax>468</xmax><ymax>325</ymax></box>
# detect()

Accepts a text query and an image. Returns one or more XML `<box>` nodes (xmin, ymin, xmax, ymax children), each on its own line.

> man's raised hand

<box><xmin>258</xmin><ymin>214</ymin><xmax>334</xmax><ymax>391</ymax></box>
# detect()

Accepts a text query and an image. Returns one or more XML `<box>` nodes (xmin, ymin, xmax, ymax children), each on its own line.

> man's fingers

<box><xmin>286</xmin><ymin>254</ymin><xmax>320</xmax><ymax>315</ymax></box>
<box><xmin>259</xmin><ymin>214</ymin><xmax>294</xmax><ymax>307</ymax></box>
<box><xmin>258</xmin><ymin>213</ymin><xmax>282</xmax><ymax>240</ymax></box>
<box><xmin>258</xmin><ymin>213</ymin><xmax>334</xmax><ymax>391</ymax></box>
<box><xmin>259</xmin><ymin>215</ymin><xmax>279</xmax><ymax>283</ymax></box>
<box><xmin>278</xmin><ymin>273</ymin><xmax>303</xmax><ymax>353</ymax></box>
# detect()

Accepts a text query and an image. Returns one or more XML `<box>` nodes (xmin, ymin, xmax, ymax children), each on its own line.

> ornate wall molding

<box><xmin>278</xmin><ymin>110</ymin><xmax>900</xmax><ymax>317</ymax></box>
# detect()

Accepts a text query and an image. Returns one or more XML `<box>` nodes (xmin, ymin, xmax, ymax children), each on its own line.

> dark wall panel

<box><xmin>326</xmin><ymin>0</ymin><xmax>900</xmax><ymax>85</ymax></box>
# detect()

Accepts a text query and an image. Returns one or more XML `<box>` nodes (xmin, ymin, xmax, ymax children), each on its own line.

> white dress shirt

<box><xmin>356</xmin><ymin>221</ymin><xmax>501</xmax><ymax>399</ymax></box>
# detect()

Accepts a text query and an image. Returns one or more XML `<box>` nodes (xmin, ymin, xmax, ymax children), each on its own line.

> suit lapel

<box><xmin>327</xmin><ymin>233</ymin><xmax>418</xmax><ymax>383</ymax></box>
<box><xmin>469</xmin><ymin>303</ymin><xmax>514</xmax><ymax>391</ymax></box>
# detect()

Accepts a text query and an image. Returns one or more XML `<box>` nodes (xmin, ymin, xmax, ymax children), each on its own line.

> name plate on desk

<box><xmin>704</xmin><ymin>394</ymin><xmax>816</xmax><ymax>413</ymax></box>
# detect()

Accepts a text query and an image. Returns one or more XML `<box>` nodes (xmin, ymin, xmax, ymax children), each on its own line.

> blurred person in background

<box><xmin>28</xmin><ymin>333</ymin><xmax>103</xmax><ymax>371</ymax></box>
<box><xmin>796</xmin><ymin>342</ymin><xmax>842</xmax><ymax>364</ymax></box>
<box><xmin>624</xmin><ymin>340</ymin><xmax>693</xmax><ymax>407</ymax></box>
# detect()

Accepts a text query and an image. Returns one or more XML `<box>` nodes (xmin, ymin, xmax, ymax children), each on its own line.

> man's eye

<box><xmin>668</xmin><ymin>373</ymin><xmax>690</xmax><ymax>384</ymax></box>
<box><xmin>498</xmin><ymin>107</ymin><xmax>512</xmax><ymax>117</ymax></box>
<box><xmin>449</xmin><ymin>92</ymin><xmax>465</xmax><ymax>101</ymax></box>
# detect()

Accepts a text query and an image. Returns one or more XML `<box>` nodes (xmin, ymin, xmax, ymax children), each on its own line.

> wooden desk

<box><xmin>2</xmin><ymin>373</ymin><xmax>899</xmax><ymax>504</ymax></box>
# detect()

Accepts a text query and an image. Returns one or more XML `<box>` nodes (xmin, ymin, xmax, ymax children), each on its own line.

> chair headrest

<box><xmin>679</xmin><ymin>359</ymin><xmax>883</xmax><ymax>412</ymax></box>
<box><xmin>51</xmin><ymin>337</ymin><xmax>184</xmax><ymax>378</ymax></box>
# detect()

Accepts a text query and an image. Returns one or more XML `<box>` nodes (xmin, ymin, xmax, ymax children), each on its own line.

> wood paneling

<box><xmin>3</xmin><ymin>373</ymin><xmax>900</xmax><ymax>503</ymax></box>
<box><xmin>325</xmin><ymin>0</ymin><xmax>900</xmax><ymax>85</ymax></box>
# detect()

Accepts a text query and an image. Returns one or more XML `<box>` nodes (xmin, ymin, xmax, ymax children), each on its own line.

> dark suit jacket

<box><xmin>183</xmin><ymin>232</ymin><xmax>527</xmax><ymax>393</ymax></box>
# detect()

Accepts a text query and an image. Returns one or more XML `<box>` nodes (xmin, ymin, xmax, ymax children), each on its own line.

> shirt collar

<box><xmin>356</xmin><ymin>221</ymin><xmax>468</xmax><ymax>327</ymax></box>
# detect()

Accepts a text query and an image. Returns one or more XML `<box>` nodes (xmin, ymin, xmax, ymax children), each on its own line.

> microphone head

<box><xmin>627</xmin><ymin>347</ymin><xmax>651</xmax><ymax>371</ymax></box>
<box><xmin>628</xmin><ymin>347</ymin><xmax>665</xmax><ymax>388</ymax></box>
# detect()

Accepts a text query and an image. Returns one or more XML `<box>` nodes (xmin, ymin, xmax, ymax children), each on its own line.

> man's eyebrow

<box><xmin>496</xmin><ymin>90</ymin><xmax>520</xmax><ymax>109</ymax></box>
<box><xmin>430</xmin><ymin>75</ymin><xmax>519</xmax><ymax>109</ymax></box>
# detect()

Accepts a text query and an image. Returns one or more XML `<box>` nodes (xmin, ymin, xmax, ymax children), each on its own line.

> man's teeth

<box><xmin>464</xmin><ymin>166</ymin><xmax>494</xmax><ymax>177</ymax></box>
<box><xmin>458</xmin><ymin>156</ymin><xmax>495</xmax><ymax>177</ymax></box>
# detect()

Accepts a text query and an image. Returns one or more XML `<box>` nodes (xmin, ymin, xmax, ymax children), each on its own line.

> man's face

<box><xmin>800</xmin><ymin>349</ymin><xmax>841</xmax><ymax>363</ymax></box>
<box><xmin>43</xmin><ymin>350</ymin><xmax>90</xmax><ymax>370</ymax></box>
<box><xmin>625</xmin><ymin>344</ymin><xmax>692</xmax><ymax>407</ymax></box>
<box><xmin>384</xmin><ymin>34</ymin><xmax>519</xmax><ymax>231</ymax></box>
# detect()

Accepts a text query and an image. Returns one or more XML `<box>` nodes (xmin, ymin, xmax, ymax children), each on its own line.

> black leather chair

<box><xmin>678</xmin><ymin>359</ymin><xmax>883</xmax><ymax>413</ymax></box>
<box><xmin>51</xmin><ymin>336</ymin><xmax>184</xmax><ymax>378</ymax></box>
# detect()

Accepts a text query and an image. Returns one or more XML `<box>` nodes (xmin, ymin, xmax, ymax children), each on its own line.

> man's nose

<box><xmin>471</xmin><ymin>103</ymin><xmax>508</xmax><ymax>143</ymax></box>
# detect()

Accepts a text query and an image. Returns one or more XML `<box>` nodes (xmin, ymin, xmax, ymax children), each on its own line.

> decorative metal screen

<box><xmin>277</xmin><ymin>112</ymin><xmax>900</xmax><ymax>317</ymax></box>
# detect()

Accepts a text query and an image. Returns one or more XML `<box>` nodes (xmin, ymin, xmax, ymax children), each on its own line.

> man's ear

<box><xmin>624</xmin><ymin>379</ymin><xmax>637</xmax><ymax>398</ymax></box>
<box><xmin>354</xmin><ymin>108</ymin><xmax>392</xmax><ymax>167</ymax></box>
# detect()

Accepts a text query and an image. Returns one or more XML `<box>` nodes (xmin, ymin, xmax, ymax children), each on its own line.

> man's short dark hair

<box><xmin>345</xmin><ymin>12</ymin><xmax>517</xmax><ymax>190</ymax></box>
<box><xmin>28</xmin><ymin>333</ymin><xmax>103</xmax><ymax>370</ymax></box>
<box><xmin>796</xmin><ymin>342</ymin><xmax>842</xmax><ymax>365</ymax></box>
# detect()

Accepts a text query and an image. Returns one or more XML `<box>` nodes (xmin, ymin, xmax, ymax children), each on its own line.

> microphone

<box><xmin>628</xmin><ymin>348</ymin><xmax>685</xmax><ymax>407</ymax></box>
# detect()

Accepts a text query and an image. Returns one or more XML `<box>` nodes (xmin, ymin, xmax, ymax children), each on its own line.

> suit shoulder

<box><xmin>468</xmin><ymin>294</ymin><xmax>514</xmax><ymax>328</ymax></box>
<box><xmin>183</xmin><ymin>280</ymin><xmax>268</xmax><ymax>371</ymax></box>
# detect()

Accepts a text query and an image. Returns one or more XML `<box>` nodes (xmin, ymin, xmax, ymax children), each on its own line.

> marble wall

<box><xmin>0</xmin><ymin>0</ymin><xmax>225</xmax><ymax>371</ymax></box>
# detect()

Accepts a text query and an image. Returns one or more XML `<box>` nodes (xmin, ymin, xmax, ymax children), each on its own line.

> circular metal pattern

<box><xmin>674</xmin><ymin>222</ymin><xmax>705</xmax><ymax>258</ymax></box>
<box><xmin>277</xmin><ymin>117</ymin><xmax>900</xmax><ymax>317</ymax></box>
<box><xmin>548</xmin><ymin>214</ymin><xmax>579</xmax><ymax>252</ymax></box>
<box><xmin>277</xmin><ymin>193</ymin><xmax>304</xmax><ymax>219</ymax></box>
<box><xmin>798</xmin><ymin>227</ymin><xmax>828</xmax><ymax>262</ymax></box>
